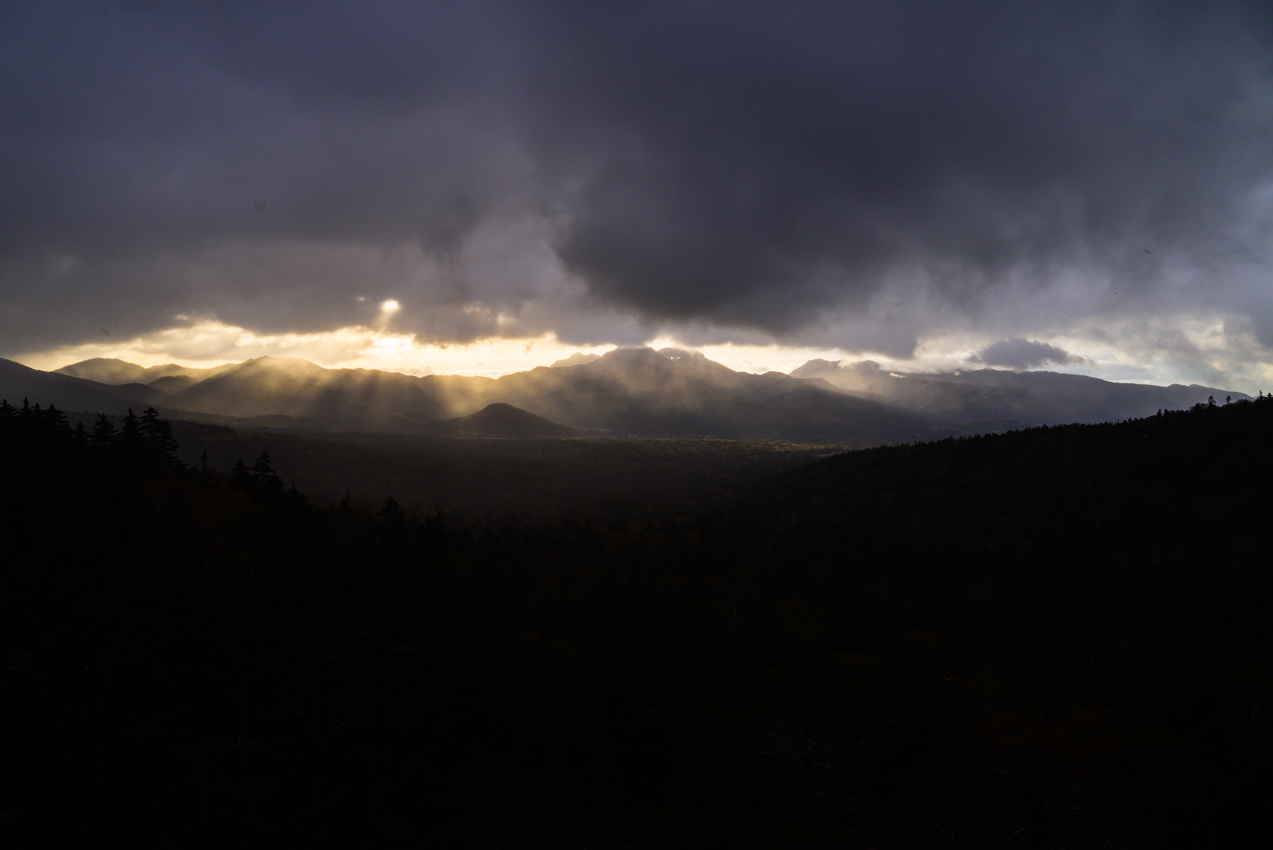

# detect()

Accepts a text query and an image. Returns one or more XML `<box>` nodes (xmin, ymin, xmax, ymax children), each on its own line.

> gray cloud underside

<box><xmin>2</xmin><ymin>0</ymin><xmax>1272</xmax><ymax>357</ymax></box>
<box><xmin>972</xmin><ymin>338</ymin><xmax>1084</xmax><ymax>370</ymax></box>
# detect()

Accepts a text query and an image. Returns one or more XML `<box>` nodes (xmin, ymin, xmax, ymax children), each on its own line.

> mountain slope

<box><xmin>793</xmin><ymin>358</ymin><xmax>1249</xmax><ymax>424</ymax></box>
<box><xmin>169</xmin><ymin>357</ymin><xmax>487</xmax><ymax>426</ymax></box>
<box><xmin>1</xmin><ymin>358</ymin><xmax>173</xmax><ymax>414</ymax></box>
<box><xmin>147</xmin><ymin>375</ymin><xmax>197</xmax><ymax>394</ymax></box>
<box><xmin>54</xmin><ymin>358</ymin><xmax>152</xmax><ymax>384</ymax></box>
<box><xmin>20</xmin><ymin>350</ymin><xmax>1254</xmax><ymax>442</ymax></box>
<box><xmin>162</xmin><ymin>348</ymin><xmax>938</xmax><ymax>440</ymax></box>
<box><xmin>482</xmin><ymin>347</ymin><xmax>940</xmax><ymax>439</ymax></box>
<box><xmin>418</xmin><ymin>403</ymin><xmax>576</xmax><ymax>437</ymax></box>
<box><xmin>56</xmin><ymin>358</ymin><xmax>234</xmax><ymax>387</ymax></box>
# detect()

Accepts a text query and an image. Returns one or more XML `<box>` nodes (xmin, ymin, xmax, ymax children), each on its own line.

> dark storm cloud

<box><xmin>541</xmin><ymin>1</ymin><xmax>1273</xmax><ymax>335</ymax></box>
<box><xmin>2</xmin><ymin>1</ymin><xmax>1272</xmax><ymax>355</ymax></box>
<box><xmin>971</xmin><ymin>338</ymin><xmax>1085</xmax><ymax>370</ymax></box>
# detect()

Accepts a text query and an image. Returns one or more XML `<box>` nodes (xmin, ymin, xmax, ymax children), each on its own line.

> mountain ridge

<box><xmin>418</xmin><ymin>403</ymin><xmax>577</xmax><ymax>438</ymax></box>
<box><xmin>55</xmin><ymin>357</ymin><xmax>236</xmax><ymax>388</ymax></box>
<box><xmin>790</xmin><ymin>358</ymin><xmax>1249</xmax><ymax>425</ymax></box>
<box><xmin>7</xmin><ymin>349</ymin><xmax>1250</xmax><ymax>442</ymax></box>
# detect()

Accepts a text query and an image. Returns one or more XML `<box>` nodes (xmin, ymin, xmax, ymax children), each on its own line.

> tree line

<box><xmin>1</xmin><ymin>395</ymin><xmax>1271</xmax><ymax>847</ymax></box>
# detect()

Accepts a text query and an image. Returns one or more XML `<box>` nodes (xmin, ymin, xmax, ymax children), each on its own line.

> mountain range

<box><xmin>790</xmin><ymin>359</ymin><xmax>1248</xmax><ymax>424</ymax></box>
<box><xmin>0</xmin><ymin>349</ymin><xmax>1250</xmax><ymax>442</ymax></box>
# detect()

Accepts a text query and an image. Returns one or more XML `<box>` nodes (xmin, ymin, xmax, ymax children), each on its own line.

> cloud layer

<box><xmin>2</xmin><ymin>1</ymin><xmax>1272</xmax><ymax>384</ymax></box>
<box><xmin>971</xmin><ymin>338</ymin><xmax>1085</xmax><ymax>370</ymax></box>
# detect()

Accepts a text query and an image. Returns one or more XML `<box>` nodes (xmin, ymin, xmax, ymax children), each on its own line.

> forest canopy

<box><xmin>1</xmin><ymin>394</ymin><xmax>1271</xmax><ymax>847</ymax></box>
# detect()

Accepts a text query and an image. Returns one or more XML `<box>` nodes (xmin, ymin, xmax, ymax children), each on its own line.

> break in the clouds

<box><xmin>2</xmin><ymin>1</ymin><xmax>1272</xmax><ymax>385</ymax></box>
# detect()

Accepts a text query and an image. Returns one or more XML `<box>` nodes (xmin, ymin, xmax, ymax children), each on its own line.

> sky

<box><xmin>2</xmin><ymin>1</ymin><xmax>1272</xmax><ymax>390</ymax></box>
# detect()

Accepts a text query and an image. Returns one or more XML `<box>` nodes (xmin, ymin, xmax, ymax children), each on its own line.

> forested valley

<box><xmin>2</xmin><ymin>396</ymin><xmax>1270</xmax><ymax>847</ymax></box>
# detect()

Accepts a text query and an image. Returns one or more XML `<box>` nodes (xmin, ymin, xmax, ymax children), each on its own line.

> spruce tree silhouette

<box><xmin>44</xmin><ymin>404</ymin><xmax>68</xmax><ymax>433</ymax></box>
<box><xmin>117</xmin><ymin>409</ymin><xmax>143</xmax><ymax>457</ymax></box>
<box><xmin>230</xmin><ymin>459</ymin><xmax>251</xmax><ymax>488</ymax></box>
<box><xmin>250</xmin><ymin>451</ymin><xmax>284</xmax><ymax>497</ymax></box>
<box><xmin>91</xmin><ymin>414</ymin><xmax>116</xmax><ymax>447</ymax></box>
<box><xmin>140</xmin><ymin>407</ymin><xmax>178</xmax><ymax>462</ymax></box>
<box><xmin>378</xmin><ymin>496</ymin><xmax>405</xmax><ymax>529</ymax></box>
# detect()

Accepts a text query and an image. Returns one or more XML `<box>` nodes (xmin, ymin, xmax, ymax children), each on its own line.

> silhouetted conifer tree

<box><xmin>140</xmin><ymin>407</ymin><xmax>176</xmax><ymax>451</ymax></box>
<box><xmin>250</xmin><ymin>451</ymin><xmax>284</xmax><ymax>496</ymax></box>
<box><xmin>91</xmin><ymin>414</ymin><xmax>116</xmax><ymax>447</ymax></box>
<box><xmin>44</xmin><ymin>404</ymin><xmax>68</xmax><ymax>432</ymax></box>
<box><xmin>118</xmin><ymin>409</ymin><xmax>142</xmax><ymax>455</ymax></box>
<box><xmin>140</xmin><ymin>406</ymin><xmax>179</xmax><ymax>468</ymax></box>
<box><xmin>378</xmin><ymin>495</ymin><xmax>404</xmax><ymax>529</ymax></box>
<box><xmin>230</xmin><ymin>459</ymin><xmax>251</xmax><ymax>488</ymax></box>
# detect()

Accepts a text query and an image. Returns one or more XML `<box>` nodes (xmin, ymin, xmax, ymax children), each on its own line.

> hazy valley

<box><xmin>2</xmin><ymin>348</ymin><xmax>1249</xmax><ymax>445</ymax></box>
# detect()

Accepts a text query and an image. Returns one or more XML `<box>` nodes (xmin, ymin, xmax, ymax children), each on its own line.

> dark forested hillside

<box><xmin>2</xmin><ymin>395</ymin><xmax>1270</xmax><ymax>847</ymax></box>
<box><xmin>158</xmin><ymin>418</ymin><xmax>854</xmax><ymax>519</ymax></box>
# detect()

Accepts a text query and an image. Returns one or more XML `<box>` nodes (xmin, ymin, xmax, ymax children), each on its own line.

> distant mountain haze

<box><xmin>169</xmin><ymin>357</ymin><xmax>491</xmax><ymax>425</ymax></box>
<box><xmin>550</xmin><ymin>353</ymin><xmax>602</xmax><ymax>368</ymax></box>
<box><xmin>419</xmin><ymin>403</ymin><xmax>577</xmax><ymax>438</ymax></box>
<box><xmin>0</xmin><ymin>357</ymin><xmax>173</xmax><ymax>414</ymax></box>
<box><xmin>791</xmin><ymin>358</ymin><xmax>1250</xmax><ymax>425</ymax></box>
<box><xmin>146</xmin><ymin>375</ymin><xmax>198</xmax><ymax>394</ymax></box>
<box><xmin>55</xmin><ymin>358</ymin><xmax>236</xmax><ymax>387</ymax></box>
<box><xmin>4</xmin><ymin>348</ymin><xmax>1249</xmax><ymax>441</ymax></box>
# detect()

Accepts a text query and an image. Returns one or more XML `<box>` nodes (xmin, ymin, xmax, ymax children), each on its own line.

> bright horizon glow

<box><xmin>9</xmin><ymin>316</ymin><xmax>1269</xmax><ymax>392</ymax></box>
<box><xmin>13</xmin><ymin>321</ymin><xmax>891</xmax><ymax>379</ymax></box>
<box><xmin>13</xmin><ymin>321</ymin><xmax>618</xmax><ymax>378</ymax></box>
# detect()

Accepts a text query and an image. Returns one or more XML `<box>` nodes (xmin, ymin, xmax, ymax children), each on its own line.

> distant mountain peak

<box><xmin>657</xmin><ymin>347</ymin><xmax>704</xmax><ymax>360</ymax></box>
<box><xmin>241</xmin><ymin>355</ymin><xmax>317</xmax><ymax>366</ymax></box>
<box><xmin>550</xmin><ymin>352</ymin><xmax>602</xmax><ymax>368</ymax></box>
<box><xmin>56</xmin><ymin>358</ymin><xmax>150</xmax><ymax>385</ymax></box>
<box><xmin>55</xmin><ymin>358</ymin><xmax>234</xmax><ymax>387</ymax></box>
<box><xmin>790</xmin><ymin>358</ymin><xmax>885</xmax><ymax>379</ymax></box>
<box><xmin>59</xmin><ymin>357</ymin><xmax>137</xmax><ymax>368</ymax></box>
<box><xmin>229</xmin><ymin>356</ymin><xmax>329</xmax><ymax>376</ymax></box>
<box><xmin>423</xmin><ymin>403</ymin><xmax>575</xmax><ymax>438</ymax></box>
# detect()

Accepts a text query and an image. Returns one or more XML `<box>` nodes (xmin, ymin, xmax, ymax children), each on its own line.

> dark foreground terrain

<box><xmin>165</xmin><ymin>420</ymin><xmax>861</xmax><ymax>519</ymax></box>
<box><xmin>2</xmin><ymin>396</ymin><xmax>1271</xmax><ymax>847</ymax></box>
